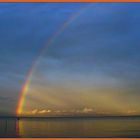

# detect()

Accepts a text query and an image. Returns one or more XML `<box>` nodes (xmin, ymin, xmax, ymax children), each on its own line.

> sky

<box><xmin>0</xmin><ymin>3</ymin><xmax>140</xmax><ymax>116</ymax></box>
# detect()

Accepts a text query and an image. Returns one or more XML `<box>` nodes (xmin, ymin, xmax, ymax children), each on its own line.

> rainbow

<box><xmin>16</xmin><ymin>4</ymin><xmax>92</xmax><ymax>116</ymax></box>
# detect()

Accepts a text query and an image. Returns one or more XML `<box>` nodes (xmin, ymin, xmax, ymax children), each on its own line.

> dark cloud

<box><xmin>39</xmin><ymin>3</ymin><xmax>140</xmax><ymax>87</ymax></box>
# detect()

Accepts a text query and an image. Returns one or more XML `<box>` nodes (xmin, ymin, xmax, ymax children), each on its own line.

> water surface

<box><xmin>0</xmin><ymin>117</ymin><xmax>140</xmax><ymax>137</ymax></box>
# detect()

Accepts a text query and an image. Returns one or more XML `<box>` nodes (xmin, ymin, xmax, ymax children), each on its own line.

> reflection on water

<box><xmin>0</xmin><ymin>117</ymin><xmax>140</xmax><ymax>137</ymax></box>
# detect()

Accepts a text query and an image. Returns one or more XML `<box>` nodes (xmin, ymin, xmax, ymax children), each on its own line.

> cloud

<box><xmin>82</xmin><ymin>107</ymin><xmax>93</xmax><ymax>113</ymax></box>
<box><xmin>38</xmin><ymin>2</ymin><xmax>140</xmax><ymax>89</ymax></box>
<box><xmin>38</xmin><ymin>109</ymin><xmax>51</xmax><ymax>114</ymax></box>
<box><xmin>38</xmin><ymin>110</ymin><xmax>46</xmax><ymax>114</ymax></box>
<box><xmin>29</xmin><ymin>109</ymin><xmax>52</xmax><ymax>115</ymax></box>
<box><xmin>28</xmin><ymin>108</ymin><xmax>94</xmax><ymax>115</ymax></box>
<box><xmin>31</xmin><ymin>109</ymin><xmax>38</xmax><ymax>114</ymax></box>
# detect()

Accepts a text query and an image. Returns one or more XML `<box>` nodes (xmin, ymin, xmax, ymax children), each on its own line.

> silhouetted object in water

<box><xmin>4</xmin><ymin>120</ymin><xmax>7</xmax><ymax>135</ymax></box>
<box><xmin>16</xmin><ymin>118</ymin><xmax>20</xmax><ymax>137</ymax></box>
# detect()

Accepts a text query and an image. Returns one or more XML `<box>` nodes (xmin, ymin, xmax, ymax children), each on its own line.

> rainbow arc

<box><xmin>16</xmin><ymin>4</ymin><xmax>92</xmax><ymax>115</ymax></box>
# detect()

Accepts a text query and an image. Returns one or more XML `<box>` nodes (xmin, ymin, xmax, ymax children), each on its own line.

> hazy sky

<box><xmin>0</xmin><ymin>3</ymin><xmax>140</xmax><ymax>116</ymax></box>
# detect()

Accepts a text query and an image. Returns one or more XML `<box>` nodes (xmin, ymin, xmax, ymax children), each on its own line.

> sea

<box><xmin>0</xmin><ymin>116</ymin><xmax>140</xmax><ymax>137</ymax></box>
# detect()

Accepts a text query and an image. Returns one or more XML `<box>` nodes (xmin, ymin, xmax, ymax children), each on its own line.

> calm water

<box><xmin>0</xmin><ymin>117</ymin><xmax>140</xmax><ymax>137</ymax></box>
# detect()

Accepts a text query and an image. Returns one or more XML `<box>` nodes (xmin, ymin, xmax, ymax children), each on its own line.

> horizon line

<box><xmin>0</xmin><ymin>114</ymin><xmax>140</xmax><ymax>118</ymax></box>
